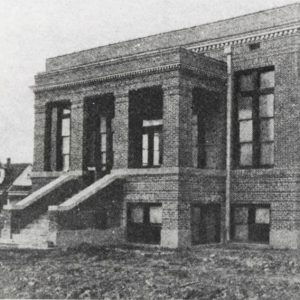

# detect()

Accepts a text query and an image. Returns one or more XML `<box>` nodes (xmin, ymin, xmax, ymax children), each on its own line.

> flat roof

<box><xmin>46</xmin><ymin>3</ymin><xmax>300</xmax><ymax>72</ymax></box>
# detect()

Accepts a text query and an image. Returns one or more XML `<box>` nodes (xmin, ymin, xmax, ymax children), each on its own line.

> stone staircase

<box><xmin>1</xmin><ymin>213</ymin><xmax>52</xmax><ymax>249</ymax></box>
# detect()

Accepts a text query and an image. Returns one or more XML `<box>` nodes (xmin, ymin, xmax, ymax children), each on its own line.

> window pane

<box><xmin>142</xmin><ymin>150</ymin><xmax>148</xmax><ymax>166</ymax></box>
<box><xmin>142</xmin><ymin>134</ymin><xmax>148</xmax><ymax>150</ymax></box>
<box><xmin>234</xmin><ymin>224</ymin><xmax>249</xmax><ymax>241</ymax></box>
<box><xmin>239</xmin><ymin>74</ymin><xmax>254</xmax><ymax>91</ymax></box>
<box><xmin>260</xmin><ymin>119</ymin><xmax>274</xmax><ymax>142</ymax></box>
<box><xmin>62</xmin><ymin>137</ymin><xmax>70</xmax><ymax>154</ymax></box>
<box><xmin>153</xmin><ymin>150</ymin><xmax>160</xmax><ymax>166</ymax></box>
<box><xmin>130</xmin><ymin>206</ymin><xmax>144</xmax><ymax>223</ymax></box>
<box><xmin>62</xmin><ymin>118</ymin><xmax>70</xmax><ymax>136</ymax></box>
<box><xmin>63</xmin><ymin>108</ymin><xmax>71</xmax><ymax>115</ymax></box>
<box><xmin>150</xmin><ymin>206</ymin><xmax>162</xmax><ymax>224</ymax></box>
<box><xmin>260</xmin><ymin>71</ymin><xmax>274</xmax><ymax>89</ymax></box>
<box><xmin>100</xmin><ymin>116</ymin><xmax>107</xmax><ymax>133</ymax></box>
<box><xmin>154</xmin><ymin>132</ymin><xmax>159</xmax><ymax>151</ymax></box>
<box><xmin>101</xmin><ymin>134</ymin><xmax>107</xmax><ymax>151</ymax></box>
<box><xmin>255</xmin><ymin>208</ymin><xmax>270</xmax><ymax>224</ymax></box>
<box><xmin>239</xmin><ymin>120</ymin><xmax>253</xmax><ymax>142</ymax></box>
<box><xmin>238</xmin><ymin>97</ymin><xmax>252</xmax><ymax>120</ymax></box>
<box><xmin>260</xmin><ymin>143</ymin><xmax>274</xmax><ymax>165</ymax></box>
<box><xmin>192</xmin><ymin>116</ymin><xmax>198</xmax><ymax>146</ymax></box>
<box><xmin>63</xmin><ymin>155</ymin><xmax>70</xmax><ymax>171</ymax></box>
<box><xmin>234</xmin><ymin>207</ymin><xmax>249</xmax><ymax>224</ymax></box>
<box><xmin>259</xmin><ymin>94</ymin><xmax>274</xmax><ymax>117</ymax></box>
<box><xmin>240</xmin><ymin>143</ymin><xmax>253</xmax><ymax>166</ymax></box>
<box><xmin>143</xmin><ymin>119</ymin><xmax>163</xmax><ymax>127</ymax></box>
<box><xmin>101</xmin><ymin>152</ymin><xmax>107</xmax><ymax>165</ymax></box>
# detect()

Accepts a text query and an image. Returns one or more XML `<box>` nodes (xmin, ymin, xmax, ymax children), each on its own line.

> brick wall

<box><xmin>31</xmin><ymin>12</ymin><xmax>300</xmax><ymax>249</ymax></box>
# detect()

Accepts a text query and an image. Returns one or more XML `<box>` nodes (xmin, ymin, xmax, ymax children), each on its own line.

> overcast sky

<box><xmin>0</xmin><ymin>0</ymin><xmax>297</xmax><ymax>163</ymax></box>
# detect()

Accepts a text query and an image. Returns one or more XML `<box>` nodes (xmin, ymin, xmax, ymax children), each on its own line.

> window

<box><xmin>99</xmin><ymin>115</ymin><xmax>108</xmax><ymax>171</ymax></box>
<box><xmin>128</xmin><ymin>86</ymin><xmax>163</xmax><ymax>168</ymax></box>
<box><xmin>231</xmin><ymin>205</ymin><xmax>270</xmax><ymax>243</ymax></box>
<box><xmin>192</xmin><ymin>113</ymin><xmax>206</xmax><ymax>168</ymax></box>
<box><xmin>249</xmin><ymin>43</ymin><xmax>260</xmax><ymax>51</ymax></box>
<box><xmin>127</xmin><ymin>203</ymin><xmax>162</xmax><ymax>244</ymax></box>
<box><xmin>61</xmin><ymin>107</ymin><xmax>71</xmax><ymax>171</ymax></box>
<box><xmin>236</xmin><ymin>68</ymin><xmax>275</xmax><ymax>168</ymax></box>
<box><xmin>142</xmin><ymin>120</ymin><xmax>162</xmax><ymax>167</ymax></box>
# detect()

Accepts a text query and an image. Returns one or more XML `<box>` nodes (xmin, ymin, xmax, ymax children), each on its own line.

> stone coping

<box><xmin>4</xmin><ymin>174</ymin><xmax>76</xmax><ymax>211</ymax></box>
<box><xmin>49</xmin><ymin>173</ymin><xmax>125</xmax><ymax>211</ymax></box>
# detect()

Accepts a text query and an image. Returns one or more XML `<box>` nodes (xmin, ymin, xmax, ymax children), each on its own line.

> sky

<box><xmin>0</xmin><ymin>0</ymin><xmax>298</xmax><ymax>163</ymax></box>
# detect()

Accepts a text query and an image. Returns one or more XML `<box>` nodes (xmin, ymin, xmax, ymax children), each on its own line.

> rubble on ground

<box><xmin>0</xmin><ymin>244</ymin><xmax>299</xmax><ymax>299</ymax></box>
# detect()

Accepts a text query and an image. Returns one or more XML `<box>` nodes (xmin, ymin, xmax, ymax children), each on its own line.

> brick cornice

<box><xmin>189</xmin><ymin>24</ymin><xmax>299</xmax><ymax>53</ymax></box>
<box><xmin>32</xmin><ymin>63</ymin><xmax>225</xmax><ymax>93</ymax></box>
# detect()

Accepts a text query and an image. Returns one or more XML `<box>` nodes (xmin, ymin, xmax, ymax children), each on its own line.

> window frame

<box><xmin>231</xmin><ymin>204</ymin><xmax>270</xmax><ymax>244</ymax></box>
<box><xmin>60</xmin><ymin>107</ymin><xmax>71</xmax><ymax>172</ymax></box>
<box><xmin>235</xmin><ymin>67</ymin><xmax>275</xmax><ymax>169</ymax></box>
<box><xmin>127</xmin><ymin>203</ymin><xmax>162</xmax><ymax>244</ymax></box>
<box><xmin>141</xmin><ymin>122</ymin><xmax>163</xmax><ymax>168</ymax></box>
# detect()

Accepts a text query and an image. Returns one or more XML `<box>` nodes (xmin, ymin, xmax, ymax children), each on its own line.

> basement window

<box><xmin>127</xmin><ymin>203</ymin><xmax>162</xmax><ymax>244</ymax></box>
<box><xmin>231</xmin><ymin>204</ymin><xmax>270</xmax><ymax>243</ymax></box>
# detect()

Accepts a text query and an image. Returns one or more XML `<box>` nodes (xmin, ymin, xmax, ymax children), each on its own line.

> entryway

<box><xmin>83</xmin><ymin>94</ymin><xmax>115</xmax><ymax>181</ymax></box>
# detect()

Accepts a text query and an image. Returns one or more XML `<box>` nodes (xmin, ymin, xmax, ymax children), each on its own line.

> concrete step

<box><xmin>6</xmin><ymin>213</ymin><xmax>52</xmax><ymax>249</ymax></box>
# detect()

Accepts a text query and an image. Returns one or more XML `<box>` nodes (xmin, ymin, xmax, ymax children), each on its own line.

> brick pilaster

<box><xmin>113</xmin><ymin>91</ymin><xmax>129</xmax><ymax>169</ymax></box>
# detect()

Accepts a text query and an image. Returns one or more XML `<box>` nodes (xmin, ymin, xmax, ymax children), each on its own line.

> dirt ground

<box><xmin>0</xmin><ymin>244</ymin><xmax>299</xmax><ymax>299</ymax></box>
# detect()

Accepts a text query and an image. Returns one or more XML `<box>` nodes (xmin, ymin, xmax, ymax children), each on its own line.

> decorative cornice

<box><xmin>32</xmin><ymin>63</ymin><xmax>224</xmax><ymax>93</ymax></box>
<box><xmin>189</xmin><ymin>24</ymin><xmax>299</xmax><ymax>53</ymax></box>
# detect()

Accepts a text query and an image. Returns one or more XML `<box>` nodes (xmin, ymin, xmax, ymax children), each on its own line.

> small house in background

<box><xmin>0</xmin><ymin>159</ymin><xmax>32</xmax><ymax>209</ymax></box>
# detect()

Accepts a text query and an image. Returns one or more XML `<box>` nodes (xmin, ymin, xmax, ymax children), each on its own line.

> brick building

<box><xmin>1</xmin><ymin>3</ymin><xmax>300</xmax><ymax>249</ymax></box>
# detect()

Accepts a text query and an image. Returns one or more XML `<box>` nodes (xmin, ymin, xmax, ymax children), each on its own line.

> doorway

<box><xmin>84</xmin><ymin>95</ymin><xmax>114</xmax><ymax>181</ymax></box>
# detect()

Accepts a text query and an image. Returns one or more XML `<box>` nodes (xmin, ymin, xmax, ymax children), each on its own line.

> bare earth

<box><xmin>0</xmin><ymin>244</ymin><xmax>299</xmax><ymax>299</ymax></box>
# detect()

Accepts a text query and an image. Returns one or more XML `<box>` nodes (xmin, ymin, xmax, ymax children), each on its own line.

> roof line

<box><xmin>46</xmin><ymin>2</ymin><xmax>300</xmax><ymax>61</ymax></box>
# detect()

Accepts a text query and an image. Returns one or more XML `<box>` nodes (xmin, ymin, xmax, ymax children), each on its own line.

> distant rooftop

<box><xmin>45</xmin><ymin>3</ymin><xmax>300</xmax><ymax>72</ymax></box>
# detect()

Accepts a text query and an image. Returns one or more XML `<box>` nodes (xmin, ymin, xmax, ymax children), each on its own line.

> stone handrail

<box><xmin>4</xmin><ymin>174</ymin><xmax>76</xmax><ymax>211</ymax></box>
<box><xmin>49</xmin><ymin>172</ymin><xmax>125</xmax><ymax>212</ymax></box>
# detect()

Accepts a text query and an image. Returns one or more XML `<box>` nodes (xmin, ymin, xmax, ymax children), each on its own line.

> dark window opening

<box><xmin>192</xmin><ymin>88</ymin><xmax>221</xmax><ymax>169</ymax></box>
<box><xmin>234</xmin><ymin>68</ymin><xmax>275</xmax><ymax>168</ymax></box>
<box><xmin>249</xmin><ymin>43</ymin><xmax>260</xmax><ymax>51</ymax></box>
<box><xmin>129</xmin><ymin>86</ymin><xmax>163</xmax><ymax>168</ymax></box>
<box><xmin>83</xmin><ymin>94</ymin><xmax>114</xmax><ymax>179</ymax></box>
<box><xmin>191</xmin><ymin>204</ymin><xmax>221</xmax><ymax>245</ymax></box>
<box><xmin>44</xmin><ymin>102</ymin><xmax>71</xmax><ymax>171</ymax></box>
<box><xmin>231</xmin><ymin>204</ymin><xmax>270</xmax><ymax>243</ymax></box>
<box><xmin>127</xmin><ymin>203</ymin><xmax>162</xmax><ymax>244</ymax></box>
<box><xmin>191</xmin><ymin>111</ymin><xmax>206</xmax><ymax>168</ymax></box>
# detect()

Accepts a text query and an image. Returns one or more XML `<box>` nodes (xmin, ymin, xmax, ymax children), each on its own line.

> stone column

<box><xmin>112</xmin><ymin>90</ymin><xmax>129</xmax><ymax>170</ymax></box>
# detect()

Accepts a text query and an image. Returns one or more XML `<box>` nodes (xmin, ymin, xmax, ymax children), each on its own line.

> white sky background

<box><xmin>0</xmin><ymin>0</ymin><xmax>297</xmax><ymax>163</ymax></box>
